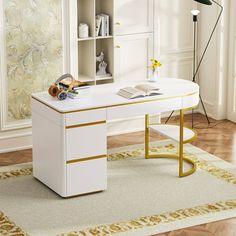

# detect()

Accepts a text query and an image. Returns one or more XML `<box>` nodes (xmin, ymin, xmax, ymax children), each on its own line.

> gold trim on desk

<box><xmin>32</xmin><ymin>91</ymin><xmax>199</xmax><ymax>114</ymax></box>
<box><xmin>66</xmin><ymin>121</ymin><xmax>106</xmax><ymax>129</ymax></box>
<box><xmin>66</xmin><ymin>155</ymin><xmax>107</xmax><ymax>164</ymax></box>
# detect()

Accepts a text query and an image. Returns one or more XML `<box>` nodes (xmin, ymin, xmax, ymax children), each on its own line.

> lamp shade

<box><xmin>194</xmin><ymin>0</ymin><xmax>212</xmax><ymax>5</ymax></box>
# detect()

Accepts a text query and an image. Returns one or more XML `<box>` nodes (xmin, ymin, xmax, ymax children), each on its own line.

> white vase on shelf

<box><xmin>149</xmin><ymin>69</ymin><xmax>159</xmax><ymax>82</ymax></box>
<box><xmin>79</xmin><ymin>23</ymin><xmax>89</xmax><ymax>38</ymax></box>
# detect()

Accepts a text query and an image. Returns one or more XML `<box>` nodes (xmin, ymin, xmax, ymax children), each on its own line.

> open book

<box><xmin>117</xmin><ymin>84</ymin><xmax>161</xmax><ymax>99</ymax></box>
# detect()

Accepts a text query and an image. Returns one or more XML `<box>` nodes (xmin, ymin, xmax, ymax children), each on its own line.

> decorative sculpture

<box><xmin>96</xmin><ymin>50</ymin><xmax>111</xmax><ymax>77</ymax></box>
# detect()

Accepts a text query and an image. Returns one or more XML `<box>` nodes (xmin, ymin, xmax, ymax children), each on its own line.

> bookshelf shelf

<box><xmin>70</xmin><ymin>0</ymin><xmax>154</xmax><ymax>85</ymax></box>
<box><xmin>78</xmin><ymin>36</ymin><xmax>113</xmax><ymax>42</ymax></box>
<box><xmin>96</xmin><ymin>76</ymin><xmax>113</xmax><ymax>81</ymax></box>
<box><xmin>96</xmin><ymin>37</ymin><xmax>113</xmax><ymax>82</ymax></box>
<box><xmin>76</xmin><ymin>0</ymin><xmax>114</xmax><ymax>85</ymax></box>
<box><xmin>78</xmin><ymin>74</ymin><xmax>95</xmax><ymax>83</ymax></box>
<box><xmin>78</xmin><ymin>37</ymin><xmax>95</xmax><ymax>41</ymax></box>
<box><xmin>96</xmin><ymin>36</ymin><xmax>113</xmax><ymax>40</ymax></box>
<box><xmin>78</xmin><ymin>40</ymin><xmax>95</xmax><ymax>82</ymax></box>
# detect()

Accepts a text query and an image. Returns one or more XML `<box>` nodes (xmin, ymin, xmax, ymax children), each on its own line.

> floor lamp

<box><xmin>191</xmin><ymin>9</ymin><xmax>201</xmax><ymax>128</ymax></box>
<box><xmin>165</xmin><ymin>0</ymin><xmax>223</xmax><ymax>127</ymax></box>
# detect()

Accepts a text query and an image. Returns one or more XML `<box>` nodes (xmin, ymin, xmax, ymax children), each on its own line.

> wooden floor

<box><xmin>0</xmin><ymin>113</ymin><xmax>236</xmax><ymax>236</ymax></box>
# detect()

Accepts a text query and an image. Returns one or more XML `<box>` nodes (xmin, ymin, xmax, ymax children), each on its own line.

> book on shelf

<box><xmin>96</xmin><ymin>13</ymin><xmax>110</xmax><ymax>37</ymax></box>
<box><xmin>101</xmin><ymin>14</ymin><xmax>109</xmax><ymax>36</ymax></box>
<box><xmin>96</xmin><ymin>15</ymin><xmax>102</xmax><ymax>36</ymax></box>
<box><xmin>117</xmin><ymin>84</ymin><xmax>162</xmax><ymax>99</ymax></box>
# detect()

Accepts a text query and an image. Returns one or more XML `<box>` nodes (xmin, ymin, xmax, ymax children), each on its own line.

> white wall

<box><xmin>197</xmin><ymin>0</ymin><xmax>229</xmax><ymax>120</ymax></box>
<box><xmin>227</xmin><ymin>0</ymin><xmax>236</xmax><ymax>122</ymax></box>
<box><xmin>156</xmin><ymin>0</ymin><xmax>195</xmax><ymax>81</ymax></box>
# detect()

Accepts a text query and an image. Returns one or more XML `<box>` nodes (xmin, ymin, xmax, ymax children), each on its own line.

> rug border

<box><xmin>58</xmin><ymin>199</ymin><xmax>236</xmax><ymax>236</ymax></box>
<box><xmin>0</xmin><ymin>211</ymin><xmax>28</xmax><ymax>236</ymax></box>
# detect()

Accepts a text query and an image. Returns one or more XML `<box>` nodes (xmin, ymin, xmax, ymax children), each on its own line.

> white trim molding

<box><xmin>0</xmin><ymin>128</ymin><xmax>32</xmax><ymax>153</ymax></box>
<box><xmin>0</xmin><ymin>1</ymin><xmax>8</xmax><ymax>131</ymax></box>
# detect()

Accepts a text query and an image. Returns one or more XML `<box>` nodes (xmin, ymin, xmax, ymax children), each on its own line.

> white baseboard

<box><xmin>195</xmin><ymin>101</ymin><xmax>214</xmax><ymax>120</ymax></box>
<box><xmin>0</xmin><ymin>132</ymin><xmax>32</xmax><ymax>153</ymax></box>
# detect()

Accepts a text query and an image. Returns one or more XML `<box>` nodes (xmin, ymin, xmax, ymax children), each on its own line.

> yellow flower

<box><xmin>149</xmin><ymin>59</ymin><xmax>162</xmax><ymax>70</ymax></box>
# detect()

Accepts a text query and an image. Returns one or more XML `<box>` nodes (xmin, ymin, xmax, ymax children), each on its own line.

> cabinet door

<box><xmin>114</xmin><ymin>0</ymin><xmax>154</xmax><ymax>35</ymax></box>
<box><xmin>67</xmin><ymin>158</ymin><xmax>107</xmax><ymax>196</ymax></box>
<box><xmin>114</xmin><ymin>33</ymin><xmax>153</xmax><ymax>81</ymax></box>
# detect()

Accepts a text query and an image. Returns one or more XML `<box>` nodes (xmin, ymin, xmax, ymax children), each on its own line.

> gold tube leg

<box><xmin>145</xmin><ymin>114</ymin><xmax>149</xmax><ymax>159</ymax></box>
<box><xmin>179</xmin><ymin>109</ymin><xmax>184</xmax><ymax>177</ymax></box>
<box><xmin>145</xmin><ymin>111</ymin><xmax>196</xmax><ymax>177</ymax></box>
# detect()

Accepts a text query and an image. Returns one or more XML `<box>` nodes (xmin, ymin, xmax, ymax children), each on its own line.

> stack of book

<box><xmin>96</xmin><ymin>14</ymin><xmax>110</xmax><ymax>37</ymax></box>
<box><xmin>67</xmin><ymin>86</ymin><xmax>91</xmax><ymax>99</ymax></box>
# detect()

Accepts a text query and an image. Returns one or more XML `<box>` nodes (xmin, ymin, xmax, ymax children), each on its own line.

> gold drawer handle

<box><xmin>115</xmin><ymin>22</ymin><xmax>121</xmax><ymax>25</ymax></box>
<box><xmin>116</xmin><ymin>45</ymin><xmax>121</xmax><ymax>49</ymax></box>
<box><xmin>66</xmin><ymin>120</ymin><xmax>106</xmax><ymax>129</ymax></box>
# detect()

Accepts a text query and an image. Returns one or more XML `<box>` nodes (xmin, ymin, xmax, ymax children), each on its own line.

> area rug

<box><xmin>1</xmin><ymin>140</ymin><xmax>236</xmax><ymax>236</ymax></box>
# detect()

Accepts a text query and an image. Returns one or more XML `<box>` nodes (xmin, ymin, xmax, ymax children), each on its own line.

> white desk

<box><xmin>32</xmin><ymin>78</ymin><xmax>199</xmax><ymax>197</ymax></box>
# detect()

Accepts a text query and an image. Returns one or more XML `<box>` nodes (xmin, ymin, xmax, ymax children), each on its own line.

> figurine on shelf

<box><xmin>96</xmin><ymin>50</ymin><xmax>111</xmax><ymax>78</ymax></box>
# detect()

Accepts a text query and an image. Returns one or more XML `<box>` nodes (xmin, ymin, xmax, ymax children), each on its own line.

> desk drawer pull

<box><xmin>66</xmin><ymin>120</ymin><xmax>106</xmax><ymax>129</ymax></box>
<box><xmin>67</xmin><ymin>155</ymin><xmax>107</xmax><ymax>164</ymax></box>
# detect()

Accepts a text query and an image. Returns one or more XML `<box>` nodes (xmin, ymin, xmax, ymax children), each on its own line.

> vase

<box><xmin>149</xmin><ymin>69</ymin><xmax>159</xmax><ymax>82</ymax></box>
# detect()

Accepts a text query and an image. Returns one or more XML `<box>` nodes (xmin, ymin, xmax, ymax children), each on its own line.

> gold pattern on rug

<box><xmin>58</xmin><ymin>199</ymin><xmax>236</xmax><ymax>236</ymax></box>
<box><xmin>0</xmin><ymin>211</ymin><xmax>28</xmax><ymax>236</ymax></box>
<box><xmin>0</xmin><ymin>167</ymin><xmax>32</xmax><ymax>180</ymax></box>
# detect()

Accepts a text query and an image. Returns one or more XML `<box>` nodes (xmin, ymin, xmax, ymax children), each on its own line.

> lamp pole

<box><xmin>191</xmin><ymin>10</ymin><xmax>200</xmax><ymax>128</ymax></box>
<box><xmin>192</xmin><ymin>0</ymin><xmax>223</xmax><ymax>82</ymax></box>
<box><xmin>165</xmin><ymin>0</ymin><xmax>223</xmax><ymax>127</ymax></box>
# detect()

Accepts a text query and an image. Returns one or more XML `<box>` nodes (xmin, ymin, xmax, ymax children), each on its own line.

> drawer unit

<box><xmin>67</xmin><ymin>157</ymin><xmax>107</xmax><ymax>196</ymax></box>
<box><xmin>66</xmin><ymin>122</ymin><xmax>107</xmax><ymax>161</ymax></box>
<box><xmin>65</xmin><ymin>109</ymin><xmax>106</xmax><ymax>126</ymax></box>
<box><xmin>107</xmin><ymin>97</ymin><xmax>182</xmax><ymax>120</ymax></box>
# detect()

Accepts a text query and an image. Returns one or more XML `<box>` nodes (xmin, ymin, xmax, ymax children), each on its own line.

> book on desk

<box><xmin>117</xmin><ymin>84</ymin><xmax>162</xmax><ymax>99</ymax></box>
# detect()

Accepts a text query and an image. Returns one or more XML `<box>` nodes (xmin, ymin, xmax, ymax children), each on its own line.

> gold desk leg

<box><xmin>179</xmin><ymin>109</ymin><xmax>184</xmax><ymax>177</ymax></box>
<box><xmin>145</xmin><ymin>114</ymin><xmax>149</xmax><ymax>159</ymax></box>
<box><xmin>145</xmin><ymin>111</ymin><xmax>196</xmax><ymax>177</ymax></box>
<box><xmin>179</xmin><ymin>109</ymin><xmax>197</xmax><ymax>177</ymax></box>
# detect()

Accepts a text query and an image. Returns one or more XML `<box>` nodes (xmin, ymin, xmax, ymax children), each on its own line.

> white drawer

<box><xmin>107</xmin><ymin>97</ymin><xmax>182</xmax><ymax>120</ymax></box>
<box><xmin>65</xmin><ymin>109</ymin><xmax>106</xmax><ymax>126</ymax></box>
<box><xmin>66</xmin><ymin>158</ymin><xmax>107</xmax><ymax>196</ymax></box>
<box><xmin>66</xmin><ymin>123</ymin><xmax>107</xmax><ymax>161</ymax></box>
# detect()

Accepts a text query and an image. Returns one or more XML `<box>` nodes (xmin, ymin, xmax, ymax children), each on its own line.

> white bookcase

<box><xmin>68</xmin><ymin>0</ymin><xmax>155</xmax><ymax>85</ymax></box>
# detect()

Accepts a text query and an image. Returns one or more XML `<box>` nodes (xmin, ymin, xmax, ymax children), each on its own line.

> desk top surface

<box><xmin>32</xmin><ymin>78</ymin><xmax>199</xmax><ymax>113</ymax></box>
